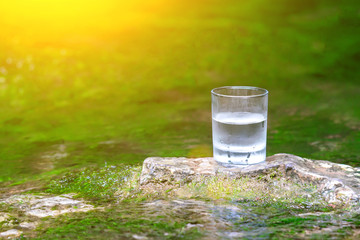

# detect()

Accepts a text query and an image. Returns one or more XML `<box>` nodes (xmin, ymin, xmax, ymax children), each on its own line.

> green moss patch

<box><xmin>45</xmin><ymin>164</ymin><xmax>141</xmax><ymax>203</ymax></box>
<box><xmin>34</xmin><ymin>207</ymin><xmax>202</xmax><ymax>240</ymax></box>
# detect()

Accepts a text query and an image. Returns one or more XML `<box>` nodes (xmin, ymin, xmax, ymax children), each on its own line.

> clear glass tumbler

<box><xmin>211</xmin><ymin>86</ymin><xmax>268</xmax><ymax>165</ymax></box>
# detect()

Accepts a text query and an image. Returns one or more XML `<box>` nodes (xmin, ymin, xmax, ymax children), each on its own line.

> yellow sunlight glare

<box><xmin>0</xmin><ymin>0</ymin><xmax>167</xmax><ymax>44</ymax></box>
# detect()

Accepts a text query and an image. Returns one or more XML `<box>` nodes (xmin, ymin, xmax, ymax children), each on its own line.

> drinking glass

<box><xmin>211</xmin><ymin>86</ymin><xmax>268</xmax><ymax>165</ymax></box>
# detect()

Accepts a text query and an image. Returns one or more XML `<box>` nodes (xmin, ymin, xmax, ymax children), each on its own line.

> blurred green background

<box><xmin>0</xmin><ymin>0</ymin><xmax>359</xmax><ymax>182</ymax></box>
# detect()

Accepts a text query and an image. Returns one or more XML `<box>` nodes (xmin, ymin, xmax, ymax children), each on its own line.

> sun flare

<box><xmin>0</xmin><ymin>0</ymin><xmax>167</xmax><ymax>44</ymax></box>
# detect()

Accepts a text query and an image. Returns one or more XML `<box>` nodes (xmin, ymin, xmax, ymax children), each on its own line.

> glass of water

<box><xmin>211</xmin><ymin>86</ymin><xmax>268</xmax><ymax>165</ymax></box>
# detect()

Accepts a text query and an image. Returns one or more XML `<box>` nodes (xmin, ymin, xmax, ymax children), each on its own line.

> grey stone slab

<box><xmin>140</xmin><ymin>153</ymin><xmax>360</xmax><ymax>203</ymax></box>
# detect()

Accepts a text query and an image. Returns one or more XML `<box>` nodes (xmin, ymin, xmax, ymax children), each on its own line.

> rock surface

<box><xmin>140</xmin><ymin>153</ymin><xmax>360</xmax><ymax>203</ymax></box>
<box><xmin>0</xmin><ymin>229</ymin><xmax>22</xmax><ymax>238</ymax></box>
<box><xmin>144</xmin><ymin>199</ymin><xmax>241</xmax><ymax>238</ymax></box>
<box><xmin>2</xmin><ymin>194</ymin><xmax>94</xmax><ymax>218</ymax></box>
<box><xmin>19</xmin><ymin>221</ymin><xmax>38</xmax><ymax>230</ymax></box>
<box><xmin>0</xmin><ymin>194</ymin><xmax>95</xmax><ymax>239</ymax></box>
<box><xmin>0</xmin><ymin>213</ymin><xmax>10</xmax><ymax>223</ymax></box>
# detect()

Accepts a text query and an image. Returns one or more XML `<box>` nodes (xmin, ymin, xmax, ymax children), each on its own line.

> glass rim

<box><xmin>211</xmin><ymin>86</ymin><xmax>268</xmax><ymax>98</ymax></box>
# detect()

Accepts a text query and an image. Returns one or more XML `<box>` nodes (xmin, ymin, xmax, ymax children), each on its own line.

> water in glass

<box><xmin>212</xmin><ymin>112</ymin><xmax>267</xmax><ymax>165</ymax></box>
